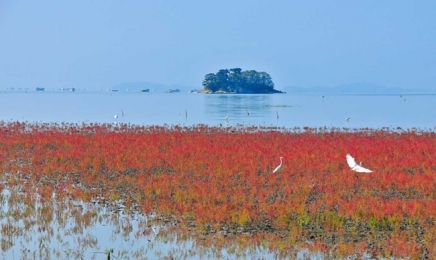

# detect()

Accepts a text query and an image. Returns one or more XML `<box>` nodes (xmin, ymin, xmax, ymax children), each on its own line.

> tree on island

<box><xmin>201</xmin><ymin>68</ymin><xmax>284</xmax><ymax>94</ymax></box>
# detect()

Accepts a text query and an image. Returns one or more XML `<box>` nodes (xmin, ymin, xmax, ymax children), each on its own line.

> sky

<box><xmin>0</xmin><ymin>1</ymin><xmax>435</xmax><ymax>90</ymax></box>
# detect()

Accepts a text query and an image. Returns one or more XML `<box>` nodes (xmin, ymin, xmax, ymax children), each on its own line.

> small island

<box><xmin>198</xmin><ymin>68</ymin><xmax>284</xmax><ymax>94</ymax></box>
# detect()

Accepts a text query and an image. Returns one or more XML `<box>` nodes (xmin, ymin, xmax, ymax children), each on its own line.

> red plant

<box><xmin>0</xmin><ymin>122</ymin><xmax>435</xmax><ymax>258</ymax></box>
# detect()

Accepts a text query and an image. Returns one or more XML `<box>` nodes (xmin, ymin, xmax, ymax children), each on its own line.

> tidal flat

<box><xmin>1</xmin><ymin>122</ymin><xmax>435</xmax><ymax>259</ymax></box>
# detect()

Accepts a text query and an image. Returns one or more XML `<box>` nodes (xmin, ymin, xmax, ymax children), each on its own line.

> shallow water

<box><xmin>0</xmin><ymin>90</ymin><xmax>435</xmax><ymax>129</ymax></box>
<box><xmin>1</xmin><ymin>186</ymin><xmax>327</xmax><ymax>259</ymax></box>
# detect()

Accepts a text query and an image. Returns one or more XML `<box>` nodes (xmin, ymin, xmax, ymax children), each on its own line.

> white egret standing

<box><xmin>346</xmin><ymin>154</ymin><xmax>373</xmax><ymax>173</ymax></box>
<box><xmin>272</xmin><ymin>157</ymin><xmax>283</xmax><ymax>173</ymax></box>
<box><xmin>114</xmin><ymin>114</ymin><xmax>118</xmax><ymax>125</ymax></box>
<box><xmin>276</xmin><ymin>111</ymin><xmax>279</xmax><ymax>119</ymax></box>
<box><xmin>121</xmin><ymin>109</ymin><xmax>124</xmax><ymax>117</ymax></box>
<box><xmin>245</xmin><ymin>107</ymin><xmax>249</xmax><ymax>116</ymax></box>
<box><xmin>151</xmin><ymin>226</ymin><xmax>159</xmax><ymax>235</ymax></box>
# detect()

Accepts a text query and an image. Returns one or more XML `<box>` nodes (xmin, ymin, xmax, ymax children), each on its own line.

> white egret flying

<box><xmin>225</xmin><ymin>114</ymin><xmax>229</xmax><ymax>121</ymax></box>
<box><xmin>346</xmin><ymin>154</ymin><xmax>373</xmax><ymax>173</ymax></box>
<box><xmin>272</xmin><ymin>157</ymin><xmax>283</xmax><ymax>173</ymax></box>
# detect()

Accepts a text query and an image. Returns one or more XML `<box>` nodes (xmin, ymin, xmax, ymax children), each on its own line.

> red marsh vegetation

<box><xmin>1</xmin><ymin>122</ymin><xmax>436</xmax><ymax>258</ymax></box>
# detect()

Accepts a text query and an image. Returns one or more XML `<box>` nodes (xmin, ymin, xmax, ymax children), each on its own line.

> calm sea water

<box><xmin>1</xmin><ymin>90</ymin><xmax>435</xmax><ymax>130</ymax></box>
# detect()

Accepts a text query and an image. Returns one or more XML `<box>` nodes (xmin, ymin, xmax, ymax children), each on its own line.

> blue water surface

<box><xmin>1</xmin><ymin>90</ymin><xmax>435</xmax><ymax>130</ymax></box>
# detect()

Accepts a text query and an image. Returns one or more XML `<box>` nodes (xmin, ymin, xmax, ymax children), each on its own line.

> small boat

<box><xmin>36</xmin><ymin>87</ymin><xmax>45</xmax><ymax>91</ymax></box>
<box><xmin>140</xmin><ymin>89</ymin><xmax>150</xmax><ymax>92</ymax></box>
<box><xmin>166</xmin><ymin>89</ymin><xmax>180</xmax><ymax>93</ymax></box>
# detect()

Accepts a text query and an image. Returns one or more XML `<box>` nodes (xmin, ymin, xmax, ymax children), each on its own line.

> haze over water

<box><xmin>0</xmin><ymin>91</ymin><xmax>435</xmax><ymax>130</ymax></box>
<box><xmin>1</xmin><ymin>2</ymin><xmax>435</xmax><ymax>259</ymax></box>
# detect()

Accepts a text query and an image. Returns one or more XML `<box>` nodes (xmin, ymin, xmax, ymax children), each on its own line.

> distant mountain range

<box><xmin>282</xmin><ymin>83</ymin><xmax>436</xmax><ymax>94</ymax></box>
<box><xmin>112</xmin><ymin>82</ymin><xmax>196</xmax><ymax>93</ymax></box>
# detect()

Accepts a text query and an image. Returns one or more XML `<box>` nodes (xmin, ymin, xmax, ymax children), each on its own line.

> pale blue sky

<box><xmin>0</xmin><ymin>1</ymin><xmax>435</xmax><ymax>90</ymax></box>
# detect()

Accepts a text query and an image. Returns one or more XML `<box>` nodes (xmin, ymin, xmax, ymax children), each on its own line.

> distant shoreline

<box><xmin>196</xmin><ymin>89</ymin><xmax>285</xmax><ymax>94</ymax></box>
